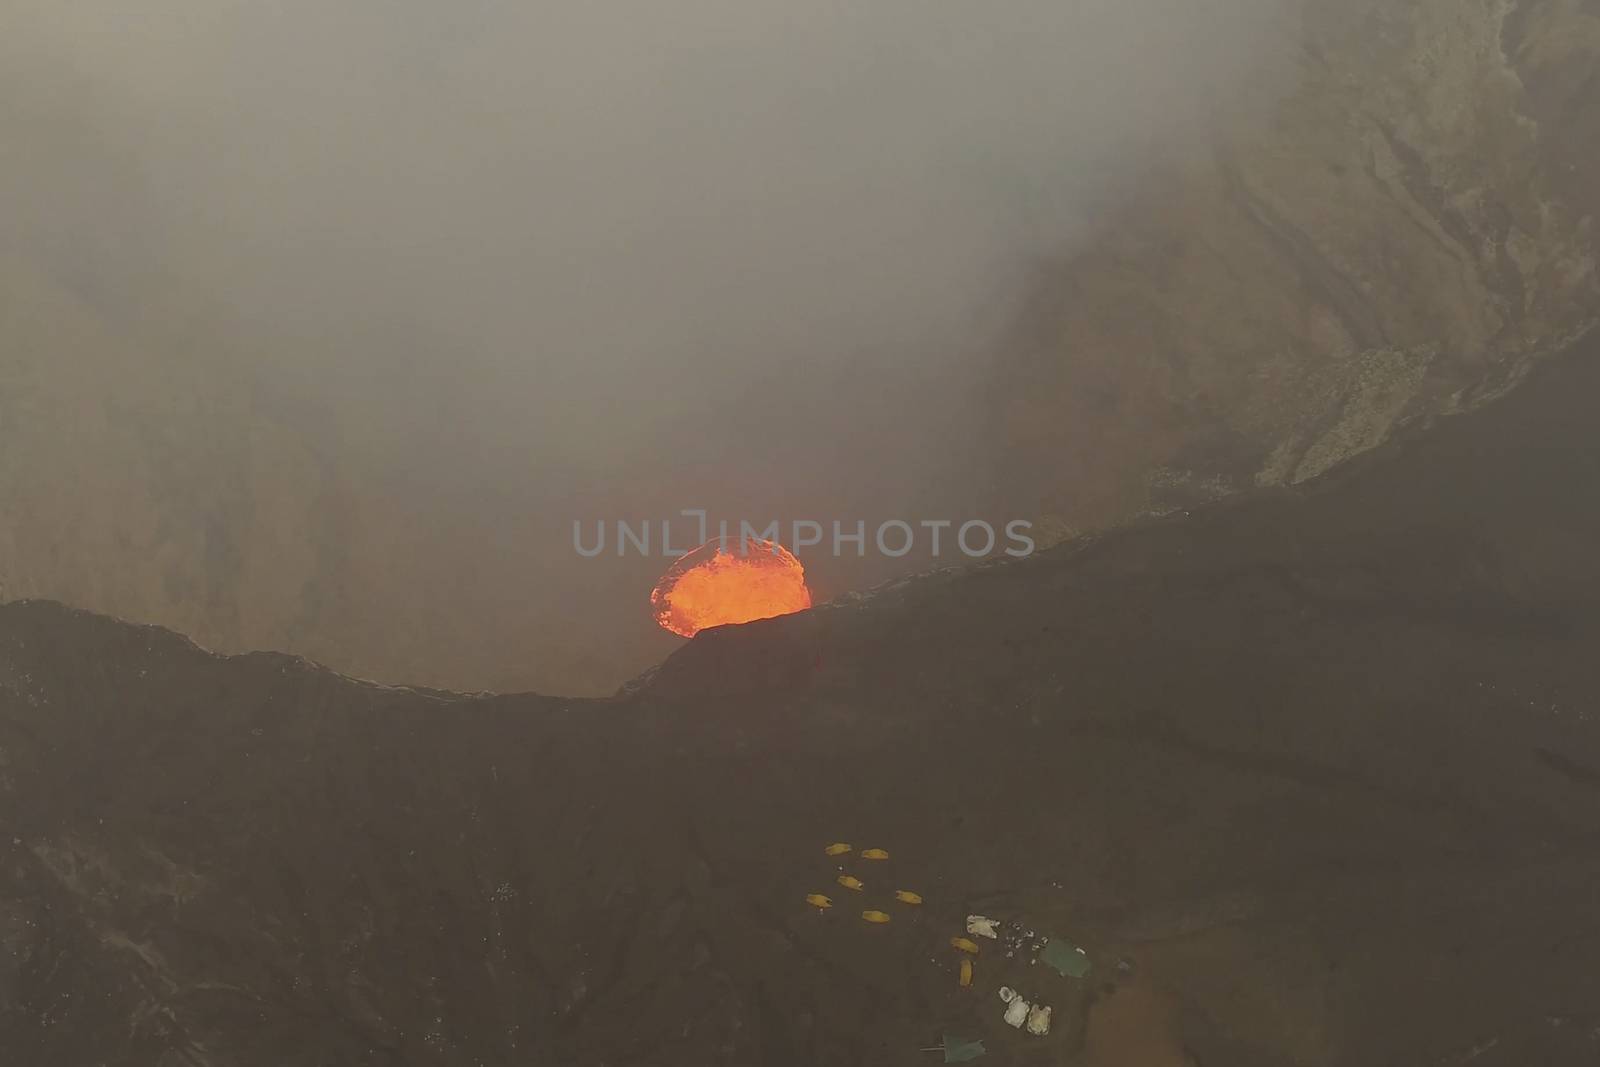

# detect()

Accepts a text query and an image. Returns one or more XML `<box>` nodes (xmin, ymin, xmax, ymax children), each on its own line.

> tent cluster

<box><xmin>802</xmin><ymin>840</ymin><xmax>1101</xmax><ymax>1059</ymax></box>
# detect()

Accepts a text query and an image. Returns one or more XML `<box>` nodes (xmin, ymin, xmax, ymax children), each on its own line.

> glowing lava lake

<box><xmin>650</xmin><ymin>539</ymin><xmax>813</xmax><ymax>638</ymax></box>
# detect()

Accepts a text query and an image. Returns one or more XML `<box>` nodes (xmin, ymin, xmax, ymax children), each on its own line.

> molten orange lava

<box><xmin>651</xmin><ymin>538</ymin><xmax>813</xmax><ymax>637</ymax></box>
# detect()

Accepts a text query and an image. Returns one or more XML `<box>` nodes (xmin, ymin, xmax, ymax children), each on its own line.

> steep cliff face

<box><xmin>993</xmin><ymin>0</ymin><xmax>1600</xmax><ymax>527</ymax></box>
<box><xmin>2</xmin><ymin>334</ymin><xmax>1600</xmax><ymax>1065</ymax></box>
<box><xmin>0</xmin><ymin>255</ymin><xmax>678</xmax><ymax>696</ymax></box>
<box><xmin>0</xmin><ymin>258</ymin><xmax>360</xmax><ymax>667</ymax></box>
<box><xmin>1</xmin><ymin>0</ymin><xmax>1597</xmax><ymax>697</ymax></box>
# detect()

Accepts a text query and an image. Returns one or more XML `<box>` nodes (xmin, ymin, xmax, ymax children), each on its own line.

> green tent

<box><xmin>1040</xmin><ymin>937</ymin><xmax>1093</xmax><ymax>978</ymax></box>
<box><xmin>936</xmin><ymin>1034</ymin><xmax>986</xmax><ymax>1062</ymax></box>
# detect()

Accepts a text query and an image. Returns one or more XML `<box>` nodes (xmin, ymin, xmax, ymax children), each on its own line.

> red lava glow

<box><xmin>651</xmin><ymin>538</ymin><xmax>813</xmax><ymax>638</ymax></box>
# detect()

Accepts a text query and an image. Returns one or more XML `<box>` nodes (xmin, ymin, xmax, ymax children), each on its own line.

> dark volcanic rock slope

<box><xmin>5</xmin><ymin>341</ymin><xmax>1600</xmax><ymax>1066</ymax></box>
